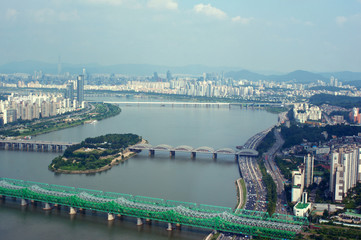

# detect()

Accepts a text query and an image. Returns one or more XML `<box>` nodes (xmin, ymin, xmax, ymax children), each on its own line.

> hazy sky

<box><xmin>1</xmin><ymin>0</ymin><xmax>360</xmax><ymax>72</ymax></box>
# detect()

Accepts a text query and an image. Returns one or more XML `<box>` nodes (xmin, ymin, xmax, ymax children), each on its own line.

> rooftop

<box><xmin>295</xmin><ymin>202</ymin><xmax>311</xmax><ymax>210</ymax></box>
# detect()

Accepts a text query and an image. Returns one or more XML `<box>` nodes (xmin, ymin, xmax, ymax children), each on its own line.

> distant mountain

<box><xmin>224</xmin><ymin>70</ymin><xmax>266</xmax><ymax>81</ymax></box>
<box><xmin>0</xmin><ymin>61</ymin><xmax>360</xmax><ymax>84</ymax></box>
<box><xmin>267</xmin><ymin>70</ymin><xmax>327</xmax><ymax>83</ymax></box>
<box><xmin>0</xmin><ymin>61</ymin><xmax>239</xmax><ymax>76</ymax></box>
<box><xmin>225</xmin><ymin>70</ymin><xmax>327</xmax><ymax>83</ymax></box>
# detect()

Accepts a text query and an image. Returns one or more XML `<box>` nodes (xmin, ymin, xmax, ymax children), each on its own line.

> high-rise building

<box><xmin>330</xmin><ymin>146</ymin><xmax>361</xmax><ymax>201</ymax></box>
<box><xmin>82</xmin><ymin>68</ymin><xmax>88</xmax><ymax>85</ymax></box>
<box><xmin>166</xmin><ymin>70</ymin><xmax>172</xmax><ymax>81</ymax></box>
<box><xmin>304</xmin><ymin>154</ymin><xmax>314</xmax><ymax>187</ymax></box>
<box><xmin>57</xmin><ymin>56</ymin><xmax>62</xmax><ymax>75</ymax></box>
<box><xmin>153</xmin><ymin>72</ymin><xmax>158</xmax><ymax>82</ymax></box>
<box><xmin>77</xmin><ymin>75</ymin><xmax>84</xmax><ymax>104</ymax></box>
<box><xmin>291</xmin><ymin>167</ymin><xmax>305</xmax><ymax>203</ymax></box>
<box><xmin>65</xmin><ymin>81</ymin><xmax>74</xmax><ymax>100</ymax></box>
<box><xmin>349</xmin><ymin>107</ymin><xmax>361</xmax><ymax>124</ymax></box>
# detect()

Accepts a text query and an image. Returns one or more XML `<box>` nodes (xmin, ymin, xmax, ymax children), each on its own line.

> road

<box><xmin>263</xmin><ymin>128</ymin><xmax>289</xmax><ymax>214</ymax></box>
<box><xmin>237</xmin><ymin>129</ymin><xmax>271</xmax><ymax>212</ymax></box>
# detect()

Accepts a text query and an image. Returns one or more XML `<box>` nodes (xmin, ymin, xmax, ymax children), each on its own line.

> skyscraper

<box><xmin>166</xmin><ymin>70</ymin><xmax>172</xmax><ymax>81</ymax></box>
<box><xmin>304</xmin><ymin>154</ymin><xmax>314</xmax><ymax>187</ymax></box>
<box><xmin>77</xmin><ymin>75</ymin><xmax>84</xmax><ymax>104</ymax></box>
<box><xmin>65</xmin><ymin>81</ymin><xmax>74</xmax><ymax>100</ymax></box>
<box><xmin>57</xmin><ymin>56</ymin><xmax>62</xmax><ymax>75</ymax></box>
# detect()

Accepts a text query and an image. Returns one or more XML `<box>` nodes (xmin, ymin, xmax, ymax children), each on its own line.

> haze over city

<box><xmin>1</xmin><ymin>0</ymin><xmax>361</xmax><ymax>72</ymax></box>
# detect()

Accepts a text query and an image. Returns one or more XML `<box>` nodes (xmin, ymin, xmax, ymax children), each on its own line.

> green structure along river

<box><xmin>0</xmin><ymin>96</ymin><xmax>280</xmax><ymax>240</ymax></box>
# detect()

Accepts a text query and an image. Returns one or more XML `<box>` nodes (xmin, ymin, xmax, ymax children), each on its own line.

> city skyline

<box><xmin>1</xmin><ymin>1</ymin><xmax>361</xmax><ymax>72</ymax></box>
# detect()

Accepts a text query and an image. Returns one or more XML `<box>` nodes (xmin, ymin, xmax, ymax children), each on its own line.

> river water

<box><xmin>0</xmin><ymin>97</ymin><xmax>277</xmax><ymax>240</ymax></box>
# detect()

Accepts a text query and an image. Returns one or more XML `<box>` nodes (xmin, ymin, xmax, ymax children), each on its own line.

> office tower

<box><xmin>58</xmin><ymin>56</ymin><xmax>62</xmax><ymax>75</ymax></box>
<box><xmin>304</xmin><ymin>154</ymin><xmax>314</xmax><ymax>187</ymax></box>
<box><xmin>65</xmin><ymin>81</ymin><xmax>74</xmax><ymax>100</ymax></box>
<box><xmin>166</xmin><ymin>70</ymin><xmax>172</xmax><ymax>81</ymax></box>
<box><xmin>153</xmin><ymin>72</ymin><xmax>158</xmax><ymax>82</ymax></box>
<box><xmin>77</xmin><ymin>75</ymin><xmax>84</xmax><ymax>103</ymax></box>
<box><xmin>82</xmin><ymin>68</ymin><xmax>88</xmax><ymax>85</ymax></box>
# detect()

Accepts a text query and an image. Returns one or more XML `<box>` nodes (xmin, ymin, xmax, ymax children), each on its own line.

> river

<box><xmin>0</xmin><ymin>96</ymin><xmax>278</xmax><ymax>240</ymax></box>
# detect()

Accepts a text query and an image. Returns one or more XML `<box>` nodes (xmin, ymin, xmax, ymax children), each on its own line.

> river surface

<box><xmin>0</xmin><ymin>97</ymin><xmax>277</xmax><ymax>240</ymax></box>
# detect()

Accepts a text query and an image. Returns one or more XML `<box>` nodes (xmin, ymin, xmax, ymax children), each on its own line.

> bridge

<box><xmin>103</xmin><ymin>101</ymin><xmax>283</xmax><ymax>108</ymax></box>
<box><xmin>129</xmin><ymin>144</ymin><xmax>258</xmax><ymax>161</ymax></box>
<box><xmin>0</xmin><ymin>140</ymin><xmax>78</xmax><ymax>152</ymax></box>
<box><xmin>0</xmin><ymin>177</ymin><xmax>307</xmax><ymax>239</ymax></box>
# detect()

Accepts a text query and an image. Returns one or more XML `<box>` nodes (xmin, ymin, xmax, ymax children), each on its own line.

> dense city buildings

<box><xmin>2</xmin><ymin>73</ymin><xmax>360</xmax><ymax>104</ymax></box>
<box><xmin>293</xmin><ymin>103</ymin><xmax>322</xmax><ymax>123</ymax></box>
<box><xmin>330</xmin><ymin>145</ymin><xmax>361</xmax><ymax>202</ymax></box>
<box><xmin>0</xmin><ymin>92</ymin><xmax>84</xmax><ymax>125</ymax></box>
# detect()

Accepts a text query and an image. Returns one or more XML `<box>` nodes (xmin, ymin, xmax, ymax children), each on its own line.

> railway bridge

<box><xmin>0</xmin><ymin>177</ymin><xmax>307</xmax><ymax>239</ymax></box>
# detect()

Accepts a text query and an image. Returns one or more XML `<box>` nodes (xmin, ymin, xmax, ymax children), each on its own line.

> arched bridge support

<box><xmin>235</xmin><ymin>154</ymin><xmax>239</xmax><ymax>162</ymax></box>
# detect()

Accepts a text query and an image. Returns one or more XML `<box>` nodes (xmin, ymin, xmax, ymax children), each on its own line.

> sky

<box><xmin>0</xmin><ymin>0</ymin><xmax>361</xmax><ymax>72</ymax></box>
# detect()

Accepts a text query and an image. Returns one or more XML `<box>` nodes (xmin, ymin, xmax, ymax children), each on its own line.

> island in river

<box><xmin>48</xmin><ymin>133</ymin><xmax>143</xmax><ymax>174</ymax></box>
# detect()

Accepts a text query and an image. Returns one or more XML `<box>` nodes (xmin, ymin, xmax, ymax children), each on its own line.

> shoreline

<box><xmin>2</xmin><ymin>103</ymin><xmax>121</xmax><ymax>139</ymax></box>
<box><xmin>235</xmin><ymin>178</ymin><xmax>246</xmax><ymax>210</ymax></box>
<box><xmin>51</xmin><ymin>139</ymin><xmax>146</xmax><ymax>174</ymax></box>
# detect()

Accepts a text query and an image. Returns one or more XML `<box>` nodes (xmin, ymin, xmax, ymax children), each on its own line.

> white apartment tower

<box><xmin>304</xmin><ymin>154</ymin><xmax>314</xmax><ymax>187</ymax></box>
<box><xmin>330</xmin><ymin>146</ymin><xmax>361</xmax><ymax>201</ymax></box>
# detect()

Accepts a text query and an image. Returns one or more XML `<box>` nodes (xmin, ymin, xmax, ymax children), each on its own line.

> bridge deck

<box><xmin>0</xmin><ymin>140</ymin><xmax>77</xmax><ymax>145</ymax></box>
<box><xmin>129</xmin><ymin>144</ymin><xmax>258</xmax><ymax>156</ymax></box>
<box><xmin>0</xmin><ymin>178</ymin><xmax>306</xmax><ymax>239</ymax></box>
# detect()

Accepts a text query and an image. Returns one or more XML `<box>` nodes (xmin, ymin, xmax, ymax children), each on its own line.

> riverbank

<box><xmin>51</xmin><ymin>138</ymin><xmax>146</xmax><ymax>174</ymax></box>
<box><xmin>0</xmin><ymin>103</ymin><xmax>121</xmax><ymax>138</ymax></box>
<box><xmin>235</xmin><ymin>178</ymin><xmax>246</xmax><ymax>210</ymax></box>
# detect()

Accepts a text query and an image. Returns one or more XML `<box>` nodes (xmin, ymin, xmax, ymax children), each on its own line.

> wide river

<box><xmin>0</xmin><ymin>96</ymin><xmax>277</xmax><ymax>240</ymax></box>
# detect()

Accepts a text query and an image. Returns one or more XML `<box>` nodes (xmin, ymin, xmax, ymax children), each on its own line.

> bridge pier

<box><xmin>235</xmin><ymin>154</ymin><xmax>239</xmax><ymax>162</ymax></box>
<box><xmin>169</xmin><ymin>151</ymin><xmax>175</xmax><ymax>158</ymax></box>
<box><xmin>43</xmin><ymin>202</ymin><xmax>52</xmax><ymax>210</ymax></box>
<box><xmin>213</xmin><ymin>153</ymin><xmax>217</xmax><ymax>160</ymax></box>
<box><xmin>69</xmin><ymin>207</ymin><xmax>77</xmax><ymax>215</ymax></box>
<box><xmin>137</xmin><ymin>218</ymin><xmax>143</xmax><ymax>226</ymax></box>
<box><xmin>176</xmin><ymin>223</ymin><xmax>181</xmax><ymax>228</ymax></box>
<box><xmin>21</xmin><ymin>199</ymin><xmax>27</xmax><ymax>206</ymax></box>
<box><xmin>167</xmin><ymin>223</ymin><xmax>172</xmax><ymax>231</ymax></box>
<box><xmin>108</xmin><ymin>213</ymin><xmax>115</xmax><ymax>221</ymax></box>
<box><xmin>191</xmin><ymin>152</ymin><xmax>196</xmax><ymax>159</ymax></box>
<box><xmin>149</xmin><ymin>150</ymin><xmax>155</xmax><ymax>157</ymax></box>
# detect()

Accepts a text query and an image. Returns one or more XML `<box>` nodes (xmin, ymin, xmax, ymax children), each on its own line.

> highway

<box><xmin>237</xmin><ymin>129</ymin><xmax>271</xmax><ymax>212</ymax></box>
<box><xmin>263</xmin><ymin>127</ymin><xmax>289</xmax><ymax>215</ymax></box>
<box><xmin>239</xmin><ymin>111</ymin><xmax>290</xmax><ymax>214</ymax></box>
<box><xmin>218</xmin><ymin>112</ymin><xmax>291</xmax><ymax>239</ymax></box>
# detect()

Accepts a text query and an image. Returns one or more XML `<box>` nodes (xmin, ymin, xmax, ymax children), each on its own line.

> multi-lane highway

<box><xmin>239</xmin><ymin>112</ymin><xmax>290</xmax><ymax>215</ymax></box>
<box><xmin>263</xmin><ymin>128</ymin><xmax>289</xmax><ymax>214</ymax></box>
<box><xmin>237</xmin><ymin>129</ymin><xmax>271</xmax><ymax>212</ymax></box>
